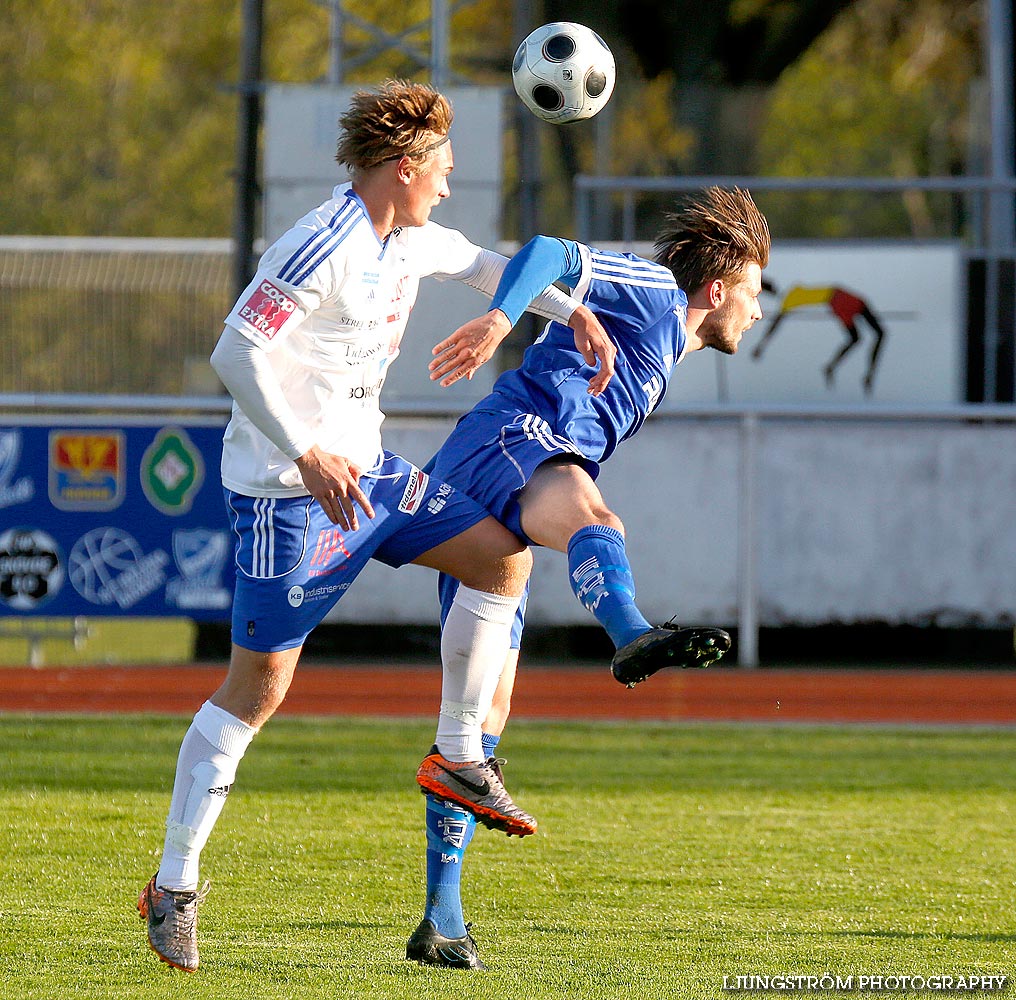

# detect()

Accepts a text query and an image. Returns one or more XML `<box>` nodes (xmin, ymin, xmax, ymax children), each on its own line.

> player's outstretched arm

<box><xmin>429</xmin><ymin>308</ymin><xmax>513</xmax><ymax>386</ymax></box>
<box><xmin>568</xmin><ymin>304</ymin><xmax>615</xmax><ymax>396</ymax></box>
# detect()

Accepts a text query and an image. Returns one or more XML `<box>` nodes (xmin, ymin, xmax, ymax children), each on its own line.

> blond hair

<box><xmin>654</xmin><ymin>187</ymin><xmax>771</xmax><ymax>292</ymax></box>
<box><xmin>336</xmin><ymin>79</ymin><xmax>453</xmax><ymax>177</ymax></box>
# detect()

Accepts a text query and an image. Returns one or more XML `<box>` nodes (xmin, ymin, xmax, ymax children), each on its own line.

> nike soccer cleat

<box><xmin>416</xmin><ymin>747</ymin><xmax>537</xmax><ymax>837</ymax></box>
<box><xmin>406</xmin><ymin>918</ymin><xmax>487</xmax><ymax>970</ymax></box>
<box><xmin>611</xmin><ymin>623</ymin><xmax>731</xmax><ymax>687</ymax></box>
<box><xmin>137</xmin><ymin>874</ymin><xmax>210</xmax><ymax>972</ymax></box>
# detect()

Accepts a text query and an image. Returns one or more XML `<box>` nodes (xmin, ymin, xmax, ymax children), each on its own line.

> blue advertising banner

<box><xmin>0</xmin><ymin>419</ymin><xmax>234</xmax><ymax>619</ymax></box>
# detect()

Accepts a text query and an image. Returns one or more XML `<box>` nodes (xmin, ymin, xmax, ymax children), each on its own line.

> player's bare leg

<box><xmin>520</xmin><ymin>459</ymin><xmax>730</xmax><ymax>685</ymax></box>
<box><xmin>140</xmin><ymin>644</ymin><xmax>300</xmax><ymax>970</ymax></box>
<box><xmin>482</xmin><ymin>649</ymin><xmax>517</xmax><ymax>739</ymax></box>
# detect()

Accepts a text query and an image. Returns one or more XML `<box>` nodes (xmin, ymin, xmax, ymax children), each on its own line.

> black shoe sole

<box><xmin>406</xmin><ymin>920</ymin><xmax>487</xmax><ymax>970</ymax></box>
<box><xmin>611</xmin><ymin>626</ymin><xmax>731</xmax><ymax>687</ymax></box>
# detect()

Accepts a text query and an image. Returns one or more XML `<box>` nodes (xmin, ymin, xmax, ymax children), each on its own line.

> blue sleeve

<box><xmin>490</xmin><ymin>236</ymin><xmax>584</xmax><ymax>326</ymax></box>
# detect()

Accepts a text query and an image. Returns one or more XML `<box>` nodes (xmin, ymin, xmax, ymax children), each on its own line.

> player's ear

<box><xmin>394</xmin><ymin>155</ymin><xmax>415</xmax><ymax>184</ymax></box>
<box><xmin>707</xmin><ymin>278</ymin><xmax>725</xmax><ymax>309</ymax></box>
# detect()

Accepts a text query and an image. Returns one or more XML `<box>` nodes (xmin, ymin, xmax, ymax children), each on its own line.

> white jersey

<box><xmin>220</xmin><ymin>184</ymin><xmax>488</xmax><ymax>497</ymax></box>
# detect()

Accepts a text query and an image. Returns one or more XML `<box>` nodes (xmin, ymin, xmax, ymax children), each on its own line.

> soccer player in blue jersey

<box><xmin>407</xmin><ymin>187</ymin><xmax>770</xmax><ymax>968</ymax></box>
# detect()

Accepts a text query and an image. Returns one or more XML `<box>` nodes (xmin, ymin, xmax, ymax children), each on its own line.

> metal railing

<box><xmin>574</xmin><ymin>174</ymin><xmax>1016</xmax><ymax>246</ymax></box>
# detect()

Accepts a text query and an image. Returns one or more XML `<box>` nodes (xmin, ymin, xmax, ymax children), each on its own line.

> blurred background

<box><xmin>0</xmin><ymin>0</ymin><xmax>1014</xmax><ymax>671</ymax></box>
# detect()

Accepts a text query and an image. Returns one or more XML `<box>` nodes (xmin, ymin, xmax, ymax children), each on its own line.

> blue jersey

<box><xmin>481</xmin><ymin>239</ymin><xmax>688</xmax><ymax>464</ymax></box>
<box><xmin>429</xmin><ymin>237</ymin><xmax>688</xmax><ymax>545</ymax></box>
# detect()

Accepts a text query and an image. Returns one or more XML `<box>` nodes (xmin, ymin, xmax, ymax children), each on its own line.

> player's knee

<box><xmin>220</xmin><ymin>650</ymin><xmax>297</xmax><ymax>724</ymax></box>
<box><xmin>589</xmin><ymin>508</ymin><xmax>624</xmax><ymax>536</ymax></box>
<box><xmin>468</xmin><ymin>544</ymin><xmax>531</xmax><ymax>597</ymax></box>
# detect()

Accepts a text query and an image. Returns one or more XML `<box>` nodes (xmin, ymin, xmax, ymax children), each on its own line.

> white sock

<box><xmin>156</xmin><ymin>701</ymin><xmax>257</xmax><ymax>890</ymax></box>
<box><xmin>436</xmin><ymin>586</ymin><xmax>519</xmax><ymax>763</ymax></box>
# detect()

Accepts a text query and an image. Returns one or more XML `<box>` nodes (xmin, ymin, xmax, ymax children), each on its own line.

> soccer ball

<box><xmin>512</xmin><ymin>22</ymin><xmax>616</xmax><ymax>124</ymax></box>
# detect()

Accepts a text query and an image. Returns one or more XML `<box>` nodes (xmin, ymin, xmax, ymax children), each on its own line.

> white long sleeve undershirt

<box><xmin>210</xmin><ymin>326</ymin><xmax>315</xmax><ymax>461</ymax></box>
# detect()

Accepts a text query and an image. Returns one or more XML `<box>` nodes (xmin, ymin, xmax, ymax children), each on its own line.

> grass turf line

<box><xmin>1</xmin><ymin>716</ymin><xmax>1013</xmax><ymax>999</ymax></box>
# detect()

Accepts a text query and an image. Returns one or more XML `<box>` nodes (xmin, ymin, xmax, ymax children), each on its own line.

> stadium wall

<box><xmin>329</xmin><ymin>409</ymin><xmax>1016</xmax><ymax>634</ymax></box>
<box><xmin>2</xmin><ymin>404</ymin><xmax>1012</xmax><ymax>658</ymax></box>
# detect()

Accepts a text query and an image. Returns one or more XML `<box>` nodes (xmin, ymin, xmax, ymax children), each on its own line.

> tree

<box><xmin>757</xmin><ymin>0</ymin><xmax>983</xmax><ymax>237</ymax></box>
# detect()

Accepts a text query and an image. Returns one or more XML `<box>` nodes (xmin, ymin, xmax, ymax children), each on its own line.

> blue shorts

<box><xmin>427</xmin><ymin>408</ymin><xmax>599</xmax><ymax>546</ymax></box>
<box><xmin>226</xmin><ymin>451</ymin><xmax>489</xmax><ymax>652</ymax></box>
<box><xmin>428</xmin><ymin>407</ymin><xmax>599</xmax><ymax>650</ymax></box>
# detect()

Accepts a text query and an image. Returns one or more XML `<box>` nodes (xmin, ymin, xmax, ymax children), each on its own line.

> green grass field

<box><xmin>1</xmin><ymin>715</ymin><xmax>1013</xmax><ymax>999</ymax></box>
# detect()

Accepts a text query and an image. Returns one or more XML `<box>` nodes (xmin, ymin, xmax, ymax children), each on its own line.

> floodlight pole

<box><xmin>507</xmin><ymin>0</ymin><xmax>543</xmax><ymax>370</ymax></box>
<box><xmin>233</xmin><ymin>0</ymin><xmax>264</xmax><ymax>300</ymax></box>
<box><xmin>984</xmin><ymin>0</ymin><xmax>1016</xmax><ymax>401</ymax></box>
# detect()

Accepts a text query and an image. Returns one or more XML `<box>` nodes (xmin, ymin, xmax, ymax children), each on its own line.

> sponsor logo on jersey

<box><xmin>0</xmin><ymin>528</ymin><xmax>64</xmax><ymax>610</ymax></box>
<box><xmin>238</xmin><ymin>280</ymin><xmax>298</xmax><ymax>340</ymax></box>
<box><xmin>642</xmin><ymin>374</ymin><xmax>664</xmax><ymax>413</ymax></box>
<box><xmin>304</xmin><ymin>581</ymin><xmax>350</xmax><ymax>601</ymax></box>
<box><xmin>49</xmin><ymin>431</ymin><xmax>125</xmax><ymax>511</ymax></box>
<box><xmin>308</xmin><ymin>528</ymin><xmax>351</xmax><ymax>577</ymax></box>
<box><xmin>337</xmin><ymin>316</ymin><xmax>380</xmax><ymax>332</ymax></box>
<box><xmin>399</xmin><ymin>469</ymin><xmax>428</xmax><ymax>515</ymax></box>
<box><xmin>289</xmin><ymin>580</ymin><xmax>350</xmax><ymax>606</ymax></box>
<box><xmin>386</xmin><ymin>274</ymin><xmax>414</xmax><ymax>327</ymax></box>
<box><xmin>427</xmin><ymin>483</ymin><xmax>453</xmax><ymax>515</ymax></box>
<box><xmin>348</xmin><ymin>378</ymin><xmax>385</xmax><ymax>400</ymax></box>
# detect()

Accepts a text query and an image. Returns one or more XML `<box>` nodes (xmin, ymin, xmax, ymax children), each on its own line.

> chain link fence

<box><xmin>0</xmin><ymin>238</ymin><xmax>234</xmax><ymax>397</ymax></box>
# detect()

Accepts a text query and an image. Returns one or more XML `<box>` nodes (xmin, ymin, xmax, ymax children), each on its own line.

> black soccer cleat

<box><xmin>406</xmin><ymin>918</ymin><xmax>487</xmax><ymax>970</ymax></box>
<box><xmin>611</xmin><ymin>623</ymin><xmax>731</xmax><ymax>687</ymax></box>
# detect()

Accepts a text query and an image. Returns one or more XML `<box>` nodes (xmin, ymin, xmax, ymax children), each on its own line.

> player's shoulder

<box><xmin>395</xmin><ymin>221</ymin><xmax>483</xmax><ymax>277</ymax></box>
<box><xmin>261</xmin><ymin>186</ymin><xmax>371</xmax><ymax>284</ymax></box>
<box><xmin>399</xmin><ymin>219</ymin><xmax>476</xmax><ymax>251</ymax></box>
<box><xmin>282</xmin><ymin>186</ymin><xmax>368</xmax><ymax>245</ymax></box>
<box><xmin>587</xmin><ymin>247</ymin><xmax>677</xmax><ymax>289</ymax></box>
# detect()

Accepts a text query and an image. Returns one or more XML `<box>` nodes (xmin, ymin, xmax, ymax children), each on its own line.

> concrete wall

<box><xmin>324</xmin><ymin>410</ymin><xmax>1016</xmax><ymax>633</ymax></box>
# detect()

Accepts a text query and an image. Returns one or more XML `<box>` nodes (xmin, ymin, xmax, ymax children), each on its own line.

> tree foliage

<box><xmin>0</xmin><ymin>0</ymin><xmax>991</xmax><ymax>238</ymax></box>
<box><xmin>758</xmin><ymin>0</ymin><xmax>984</xmax><ymax>237</ymax></box>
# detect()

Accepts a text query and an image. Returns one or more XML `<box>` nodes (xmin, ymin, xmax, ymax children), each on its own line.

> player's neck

<box><xmin>682</xmin><ymin>307</ymin><xmax>709</xmax><ymax>352</ymax></box>
<box><xmin>351</xmin><ymin>178</ymin><xmax>398</xmax><ymax>242</ymax></box>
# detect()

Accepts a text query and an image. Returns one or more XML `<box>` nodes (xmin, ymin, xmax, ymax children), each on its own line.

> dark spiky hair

<box><xmin>654</xmin><ymin>187</ymin><xmax>771</xmax><ymax>292</ymax></box>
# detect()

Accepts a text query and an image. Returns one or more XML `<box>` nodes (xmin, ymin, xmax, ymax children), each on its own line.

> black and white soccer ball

<box><xmin>512</xmin><ymin>22</ymin><xmax>616</xmax><ymax>124</ymax></box>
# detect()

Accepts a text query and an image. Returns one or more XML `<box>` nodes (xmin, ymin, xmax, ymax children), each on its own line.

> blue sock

<box><xmin>567</xmin><ymin>524</ymin><xmax>651</xmax><ymax>650</ymax></box>
<box><xmin>481</xmin><ymin>732</ymin><xmax>500</xmax><ymax>759</ymax></box>
<box><xmin>423</xmin><ymin>795</ymin><xmax>476</xmax><ymax>938</ymax></box>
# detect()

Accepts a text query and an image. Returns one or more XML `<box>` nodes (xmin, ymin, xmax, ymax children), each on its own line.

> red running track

<box><xmin>1</xmin><ymin>663</ymin><xmax>1015</xmax><ymax>724</ymax></box>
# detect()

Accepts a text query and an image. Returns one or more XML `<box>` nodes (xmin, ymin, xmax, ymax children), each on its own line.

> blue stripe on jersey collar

<box><xmin>277</xmin><ymin>199</ymin><xmax>362</xmax><ymax>286</ymax></box>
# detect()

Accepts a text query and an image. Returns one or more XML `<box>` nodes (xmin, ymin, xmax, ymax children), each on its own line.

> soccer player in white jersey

<box><xmin>411</xmin><ymin>187</ymin><xmax>770</xmax><ymax>967</ymax></box>
<box><xmin>137</xmin><ymin>79</ymin><xmax>615</xmax><ymax>974</ymax></box>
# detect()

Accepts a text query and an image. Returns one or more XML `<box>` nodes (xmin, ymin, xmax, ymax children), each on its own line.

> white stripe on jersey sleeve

<box><xmin>590</xmin><ymin>251</ymin><xmax>677</xmax><ymax>288</ymax></box>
